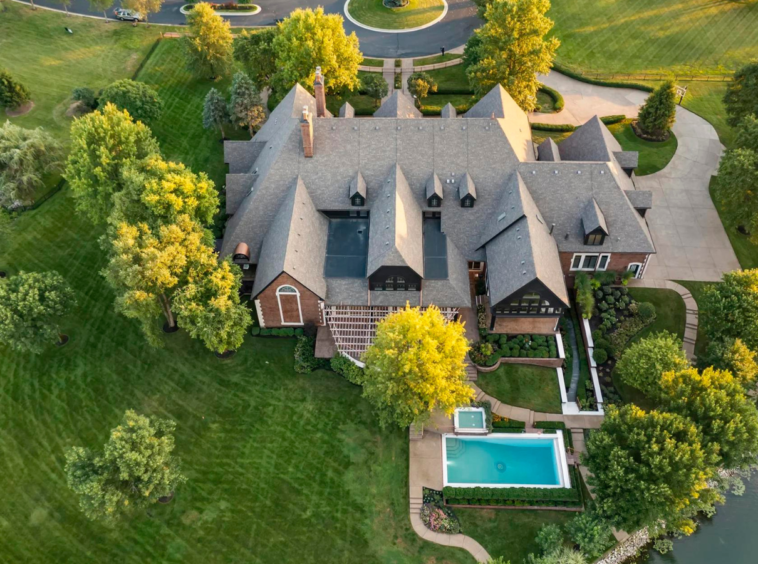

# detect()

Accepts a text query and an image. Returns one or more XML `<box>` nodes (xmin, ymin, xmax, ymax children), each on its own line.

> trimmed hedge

<box><xmin>600</xmin><ymin>114</ymin><xmax>625</xmax><ymax>125</ymax></box>
<box><xmin>551</xmin><ymin>62</ymin><xmax>654</xmax><ymax>93</ymax></box>
<box><xmin>534</xmin><ymin>421</ymin><xmax>574</xmax><ymax>450</ymax></box>
<box><xmin>493</xmin><ymin>419</ymin><xmax>526</xmax><ymax>429</ymax></box>
<box><xmin>538</xmin><ymin>83</ymin><xmax>564</xmax><ymax>112</ymax></box>
<box><xmin>435</xmin><ymin>87</ymin><xmax>476</xmax><ymax>95</ymax></box>
<box><xmin>252</xmin><ymin>327</ymin><xmax>303</xmax><ymax>337</ymax></box>
<box><xmin>531</xmin><ymin>122</ymin><xmax>576</xmax><ymax>132</ymax></box>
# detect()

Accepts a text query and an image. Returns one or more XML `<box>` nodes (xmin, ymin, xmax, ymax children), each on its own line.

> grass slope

<box><xmin>478</xmin><ymin>364</ymin><xmax>562</xmax><ymax>414</ymax></box>
<box><xmin>0</xmin><ymin>193</ymin><xmax>473</xmax><ymax>564</ymax></box>
<box><xmin>627</xmin><ymin>288</ymin><xmax>686</xmax><ymax>343</ymax></box>
<box><xmin>348</xmin><ymin>0</ymin><xmax>445</xmax><ymax>30</ymax></box>
<box><xmin>0</xmin><ymin>3</ymin><xmax>164</xmax><ymax>143</ymax></box>
<box><xmin>607</xmin><ymin>120</ymin><xmax>678</xmax><ymax>176</ymax></box>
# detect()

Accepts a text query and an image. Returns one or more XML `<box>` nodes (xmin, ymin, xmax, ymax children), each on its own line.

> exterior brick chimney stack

<box><xmin>300</xmin><ymin>106</ymin><xmax>314</xmax><ymax>158</ymax></box>
<box><xmin>314</xmin><ymin>66</ymin><xmax>326</xmax><ymax>118</ymax></box>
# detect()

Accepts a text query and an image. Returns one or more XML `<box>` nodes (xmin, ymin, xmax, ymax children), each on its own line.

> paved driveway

<box><xmin>535</xmin><ymin>71</ymin><xmax>740</xmax><ymax>282</ymax></box>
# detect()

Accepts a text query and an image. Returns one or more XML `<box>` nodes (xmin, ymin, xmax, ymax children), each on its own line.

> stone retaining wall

<box><xmin>474</xmin><ymin>356</ymin><xmax>563</xmax><ymax>372</ymax></box>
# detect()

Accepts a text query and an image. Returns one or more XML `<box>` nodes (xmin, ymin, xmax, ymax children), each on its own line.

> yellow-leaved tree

<box><xmin>360</xmin><ymin>305</ymin><xmax>473</xmax><ymax>428</ymax></box>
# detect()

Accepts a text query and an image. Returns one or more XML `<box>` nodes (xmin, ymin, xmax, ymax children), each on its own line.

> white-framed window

<box><xmin>276</xmin><ymin>285</ymin><xmax>303</xmax><ymax>325</ymax></box>
<box><xmin>570</xmin><ymin>253</ymin><xmax>611</xmax><ymax>272</ymax></box>
<box><xmin>468</xmin><ymin>261</ymin><xmax>484</xmax><ymax>271</ymax></box>
<box><xmin>627</xmin><ymin>263</ymin><xmax>643</xmax><ymax>279</ymax></box>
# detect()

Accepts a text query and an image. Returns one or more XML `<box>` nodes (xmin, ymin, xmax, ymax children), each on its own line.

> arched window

<box><xmin>276</xmin><ymin>285</ymin><xmax>303</xmax><ymax>325</ymax></box>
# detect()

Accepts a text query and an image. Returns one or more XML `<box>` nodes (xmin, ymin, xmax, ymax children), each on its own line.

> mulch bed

<box><xmin>56</xmin><ymin>335</ymin><xmax>69</xmax><ymax>347</ymax></box>
<box><xmin>631</xmin><ymin>119</ymin><xmax>670</xmax><ymax>142</ymax></box>
<box><xmin>5</xmin><ymin>101</ymin><xmax>34</xmax><ymax>117</ymax></box>
<box><xmin>215</xmin><ymin>350</ymin><xmax>236</xmax><ymax>360</ymax></box>
<box><xmin>163</xmin><ymin>322</ymin><xmax>179</xmax><ymax>334</ymax></box>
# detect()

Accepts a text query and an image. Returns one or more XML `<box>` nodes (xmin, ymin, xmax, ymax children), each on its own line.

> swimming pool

<box><xmin>443</xmin><ymin>433</ymin><xmax>571</xmax><ymax>488</ymax></box>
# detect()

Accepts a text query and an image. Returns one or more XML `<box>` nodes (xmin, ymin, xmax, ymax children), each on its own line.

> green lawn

<box><xmin>477</xmin><ymin>364</ymin><xmax>562</xmax><ymax>414</ymax></box>
<box><xmin>413</xmin><ymin>53</ymin><xmax>463</xmax><ymax>66</ymax></box>
<box><xmin>426</xmin><ymin>63</ymin><xmax>471</xmax><ymax>92</ymax></box>
<box><xmin>0</xmin><ymin>3</ymin><xmax>165</xmax><ymax>143</ymax></box>
<box><xmin>549</xmin><ymin>0</ymin><xmax>758</xmax><ymax>76</ymax></box>
<box><xmin>536</xmin><ymin>89</ymin><xmax>558</xmax><ymax>113</ymax></box>
<box><xmin>532</xmin><ymin>129</ymin><xmax>573</xmax><ymax>146</ymax></box>
<box><xmin>457</xmin><ymin>508</ymin><xmax>574</xmax><ymax>561</ymax></box>
<box><xmin>421</xmin><ymin>93</ymin><xmax>477</xmax><ymax>113</ymax></box>
<box><xmin>607</xmin><ymin>120</ymin><xmax>678</xmax><ymax>176</ymax></box>
<box><xmin>674</xmin><ymin>280</ymin><xmax>715</xmax><ymax>359</ymax></box>
<box><xmin>136</xmin><ymin>38</ymin><xmax>249</xmax><ymax>189</ymax></box>
<box><xmin>347</xmin><ymin>0</ymin><xmax>445</xmax><ymax>30</ymax></box>
<box><xmin>627</xmin><ymin>288</ymin><xmax>686</xmax><ymax>343</ymax></box>
<box><xmin>361</xmin><ymin>57</ymin><xmax>386</xmax><ymax>68</ymax></box>
<box><xmin>0</xmin><ymin>193</ymin><xmax>475</xmax><ymax>564</ymax></box>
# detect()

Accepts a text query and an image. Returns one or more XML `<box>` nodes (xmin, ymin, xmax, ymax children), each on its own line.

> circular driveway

<box><xmin>31</xmin><ymin>0</ymin><xmax>480</xmax><ymax>57</ymax></box>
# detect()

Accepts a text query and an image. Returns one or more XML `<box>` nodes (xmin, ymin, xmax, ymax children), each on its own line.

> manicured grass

<box><xmin>458</xmin><ymin>508</ymin><xmax>574</xmax><ymax>562</ymax></box>
<box><xmin>627</xmin><ymin>288</ymin><xmax>686</xmax><ymax>342</ymax></box>
<box><xmin>421</xmin><ymin>93</ymin><xmax>476</xmax><ymax>113</ymax></box>
<box><xmin>136</xmin><ymin>38</ymin><xmax>249</xmax><ymax>189</ymax></box>
<box><xmin>536</xmin><ymin>89</ymin><xmax>558</xmax><ymax>113</ymax></box>
<box><xmin>413</xmin><ymin>53</ymin><xmax>463</xmax><ymax>66</ymax></box>
<box><xmin>675</xmin><ymin>280</ymin><xmax>715</xmax><ymax>359</ymax></box>
<box><xmin>607</xmin><ymin>120</ymin><xmax>678</xmax><ymax>176</ymax></box>
<box><xmin>710</xmin><ymin>175</ymin><xmax>758</xmax><ymax>270</ymax></box>
<box><xmin>532</xmin><ymin>129</ymin><xmax>573</xmax><ymax>145</ymax></box>
<box><xmin>347</xmin><ymin>0</ymin><xmax>445</xmax><ymax>30</ymax></box>
<box><xmin>361</xmin><ymin>57</ymin><xmax>386</xmax><ymax>68</ymax></box>
<box><xmin>0</xmin><ymin>3</ymin><xmax>165</xmax><ymax>143</ymax></box>
<box><xmin>326</xmin><ymin>93</ymin><xmax>379</xmax><ymax>115</ymax></box>
<box><xmin>549</xmin><ymin>0</ymin><xmax>758</xmax><ymax>76</ymax></box>
<box><xmin>0</xmin><ymin>192</ymin><xmax>475</xmax><ymax>564</ymax></box>
<box><xmin>477</xmin><ymin>364</ymin><xmax>562</xmax><ymax>414</ymax></box>
<box><xmin>426</xmin><ymin>63</ymin><xmax>471</xmax><ymax>92</ymax></box>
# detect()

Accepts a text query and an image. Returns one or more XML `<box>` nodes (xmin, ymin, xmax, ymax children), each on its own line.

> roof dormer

<box><xmin>582</xmin><ymin>198</ymin><xmax>609</xmax><ymax>245</ymax></box>
<box><xmin>459</xmin><ymin>173</ymin><xmax>476</xmax><ymax>208</ymax></box>
<box><xmin>426</xmin><ymin>174</ymin><xmax>443</xmax><ymax>208</ymax></box>
<box><xmin>349</xmin><ymin>172</ymin><xmax>366</xmax><ymax>207</ymax></box>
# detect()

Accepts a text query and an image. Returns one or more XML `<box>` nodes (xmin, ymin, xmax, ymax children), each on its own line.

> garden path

<box><xmin>564</xmin><ymin>319</ymin><xmax>581</xmax><ymax>402</ymax></box>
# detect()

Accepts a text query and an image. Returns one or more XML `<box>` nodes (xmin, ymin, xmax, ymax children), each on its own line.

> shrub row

<box><xmin>601</xmin><ymin>114</ymin><xmax>625</xmax><ymax>125</ymax></box>
<box><xmin>252</xmin><ymin>327</ymin><xmax>303</xmax><ymax>337</ymax></box>
<box><xmin>534</xmin><ymin>421</ymin><xmax>573</xmax><ymax>449</ymax></box>
<box><xmin>493</xmin><ymin>419</ymin><xmax>526</xmax><ymax>429</ymax></box>
<box><xmin>538</xmin><ymin>83</ymin><xmax>564</xmax><ymax>111</ymax></box>
<box><xmin>330</xmin><ymin>354</ymin><xmax>363</xmax><ymax>384</ymax></box>
<box><xmin>294</xmin><ymin>336</ymin><xmax>330</xmax><ymax>374</ymax></box>
<box><xmin>551</xmin><ymin>62</ymin><xmax>654</xmax><ymax>93</ymax></box>
<box><xmin>443</xmin><ymin>484</ymin><xmax>580</xmax><ymax>506</ymax></box>
<box><xmin>434</xmin><ymin>87</ymin><xmax>476</xmax><ymax>95</ymax></box>
<box><xmin>532</xmin><ymin>122</ymin><xmax>576</xmax><ymax>132</ymax></box>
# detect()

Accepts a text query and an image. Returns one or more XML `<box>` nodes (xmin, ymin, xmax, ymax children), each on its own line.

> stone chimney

<box><xmin>300</xmin><ymin>106</ymin><xmax>313</xmax><ymax>158</ymax></box>
<box><xmin>314</xmin><ymin>66</ymin><xmax>326</xmax><ymax>118</ymax></box>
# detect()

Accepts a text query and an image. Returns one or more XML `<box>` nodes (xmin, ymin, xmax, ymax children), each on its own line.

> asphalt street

<box><xmin>27</xmin><ymin>0</ymin><xmax>481</xmax><ymax>57</ymax></box>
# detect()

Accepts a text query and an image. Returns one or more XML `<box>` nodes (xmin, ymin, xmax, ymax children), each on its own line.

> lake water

<box><xmin>642</xmin><ymin>477</ymin><xmax>757</xmax><ymax>564</ymax></box>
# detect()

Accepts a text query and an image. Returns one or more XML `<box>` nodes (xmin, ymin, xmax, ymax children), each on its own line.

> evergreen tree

<box><xmin>228</xmin><ymin>72</ymin><xmax>265</xmax><ymax>136</ymax></box>
<box><xmin>361</xmin><ymin>73</ymin><xmax>388</xmax><ymax>107</ymax></box>
<box><xmin>637</xmin><ymin>81</ymin><xmax>677</xmax><ymax>137</ymax></box>
<box><xmin>183</xmin><ymin>2</ymin><xmax>234</xmax><ymax>79</ymax></box>
<box><xmin>0</xmin><ymin>68</ymin><xmax>31</xmax><ymax>110</ymax></box>
<box><xmin>724</xmin><ymin>61</ymin><xmax>758</xmax><ymax>127</ymax></box>
<box><xmin>701</xmin><ymin>269</ymin><xmax>758</xmax><ymax>351</ymax></box>
<box><xmin>202</xmin><ymin>87</ymin><xmax>230</xmax><ymax>139</ymax></box>
<box><xmin>466</xmin><ymin>0</ymin><xmax>559</xmax><ymax>110</ymax></box>
<box><xmin>0</xmin><ymin>121</ymin><xmax>63</xmax><ymax>205</ymax></box>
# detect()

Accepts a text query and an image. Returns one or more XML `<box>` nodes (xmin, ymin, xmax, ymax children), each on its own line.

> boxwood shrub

<box><xmin>443</xmin><ymin>475</ymin><xmax>581</xmax><ymax>507</ymax></box>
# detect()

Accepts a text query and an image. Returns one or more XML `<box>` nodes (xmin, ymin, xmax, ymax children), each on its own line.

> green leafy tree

<box><xmin>228</xmin><ymin>72</ymin><xmax>266</xmax><ymax>136</ymax></box>
<box><xmin>701</xmin><ymin>269</ymin><xmax>758</xmax><ymax>351</ymax></box>
<box><xmin>565</xmin><ymin>512</ymin><xmax>614</xmax><ymax>560</ymax></box>
<box><xmin>111</xmin><ymin>154</ymin><xmax>219</xmax><ymax>230</ymax></box>
<box><xmin>0</xmin><ymin>271</ymin><xmax>76</xmax><ymax>354</ymax></box>
<box><xmin>615</xmin><ymin>331</ymin><xmax>690</xmax><ymax>398</ymax></box>
<box><xmin>715</xmin><ymin>114</ymin><xmax>758</xmax><ymax>241</ymax></box>
<box><xmin>701</xmin><ymin>337</ymin><xmax>758</xmax><ymax>389</ymax></box>
<box><xmin>271</xmin><ymin>7</ymin><xmax>362</xmax><ymax>97</ymax></box>
<box><xmin>72</xmin><ymin>87</ymin><xmax>97</xmax><ymax>110</ymax></box>
<box><xmin>0</xmin><ymin>121</ymin><xmax>63</xmax><ymax>205</ymax></box>
<box><xmin>463</xmin><ymin>32</ymin><xmax>483</xmax><ymax>69</ymax></box>
<box><xmin>103</xmin><ymin>214</ymin><xmax>218</xmax><ymax>346</ymax></box>
<box><xmin>98</xmin><ymin>79</ymin><xmax>163</xmax><ymax>123</ymax></box>
<box><xmin>65</xmin><ymin>410</ymin><xmax>186</xmax><ymax>522</ymax></box>
<box><xmin>534</xmin><ymin>523</ymin><xmax>563</xmax><ymax>556</ymax></box>
<box><xmin>659</xmin><ymin>367</ymin><xmax>758</xmax><ymax>470</ymax></box>
<box><xmin>466</xmin><ymin>0</ymin><xmax>559</xmax><ymax>110</ymax></box>
<box><xmin>183</xmin><ymin>2</ymin><xmax>234</xmax><ymax>79</ymax></box>
<box><xmin>233</xmin><ymin>28</ymin><xmax>279</xmax><ymax>91</ymax></box>
<box><xmin>574</xmin><ymin>272</ymin><xmax>594</xmax><ymax>318</ymax></box>
<box><xmin>584</xmin><ymin>404</ymin><xmax>718</xmax><ymax>535</ymax></box>
<box><xmin>0</xmin><ymin>68</ymin><xmax>31</xmax><ymax>109</ymax></box>
<box><xmin>65</xmin><ymin>103</ymin><xmax>160</xmax><ymax>224</ymax></box>
<box><xmin>359</xmin><ymin>305</ymin><xmax>473</xmax><ymax>428</ymax></box>
<box><xmin>637</xmin><ymin>81</ymin><xmax>677</xmax><ymax>136</ymax></box>
<box><xmin>122</xmin><ymin>0</ymin><xmax>163</xmax><ymax>22</ymax></box>
<box><xmin>361</xmin><ymin>73</ymin><xmax>388</xmax><ymax>107</ymax></box>
<box><xmin>202</xmin><ymin>87</ymin><xmax>229</xmax><ymax>140</ymax></box>
<box><xmin>407</xmin><ymin>72</ymin><xmax>438</xmax><ymax>107</ymax></box>
<box><xmin>174</xmin><ymin>258</ymin><xmax>252</xmax><ymax>353</ymax></box>
<box><xmin>88</xmin><ymin>0</ymin><xmax>114</xmax><ymax>21</ymax></box>
<box><xmin>724</xmin><ymin>61</ymin><xmax>758</xmax><ymax>127</ymax></box>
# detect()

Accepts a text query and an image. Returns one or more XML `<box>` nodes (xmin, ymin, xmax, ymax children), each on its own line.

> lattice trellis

<box><xmin>324</xmin><ymin>305</ymin><xmax>459</xmax><ymax>363</ymax></box>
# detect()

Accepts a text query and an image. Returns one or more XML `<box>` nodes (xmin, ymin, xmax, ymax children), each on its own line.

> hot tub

<box><xmin>454</xmin><ymin>407</ymin><xmax>487</xmax><ymax>434</ymax></box>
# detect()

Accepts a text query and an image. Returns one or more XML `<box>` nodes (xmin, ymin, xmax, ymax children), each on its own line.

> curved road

<box><xmin>27</xmin><ymin>0</ymin><xmax>480</xmax><ymax>58</ymax></box>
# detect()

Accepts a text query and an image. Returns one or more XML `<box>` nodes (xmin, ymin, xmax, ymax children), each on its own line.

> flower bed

<box><xmin>420</xmin><ymin>487</ymin><xmax>461</xmax><ymax>534</ymax></box>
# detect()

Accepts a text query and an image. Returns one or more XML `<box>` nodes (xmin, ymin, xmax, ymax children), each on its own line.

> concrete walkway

<box><xmin>533</xmin><ymin>70</ymin><xmax>739</xmax><ymax>283</ymax></box>
<box><xmin>628</xmin><ymin>278</ymin><xmax>699</xmax><ymax>360</ymax></box>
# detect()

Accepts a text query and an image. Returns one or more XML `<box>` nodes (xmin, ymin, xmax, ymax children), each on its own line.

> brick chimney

<box><xmin>314</xmin><ymin>66</ymin><xmax>326</xmax><ymax>118</ymax></box>
<box><xmin>300</xmin><ymin>106</ymin><xmax>313</xmax><ymax>158</ymax></box>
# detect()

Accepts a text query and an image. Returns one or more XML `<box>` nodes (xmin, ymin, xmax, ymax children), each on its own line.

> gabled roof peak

<box><xmin>373</xmin><ymin>91</ymin><xmax>422</xmax><ymax>119</ymax></box>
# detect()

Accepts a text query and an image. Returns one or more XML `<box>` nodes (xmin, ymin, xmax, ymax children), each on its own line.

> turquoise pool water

<box><xmin>445</xmin><ymin>436</ymin><xmax>561</xmax><ymax>486</ymax></box>
<box><xmin>457</xmin><ymin>411</ymin><xmax>485</xmax><ymax>429</ymax></box>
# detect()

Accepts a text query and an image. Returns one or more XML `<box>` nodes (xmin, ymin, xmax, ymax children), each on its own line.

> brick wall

<box><xmin>255</xmin><ymin>272</ymin><xmax>323</xmax><ymax>328</ymax></box>
<box><xmin>560</xmin><ymin>252</ymin><xmax>650</xmax><ymax>287</ymax></box>
<box><xmin>492</xmin><ymin>316</ymin><xmax>558</xmax><ymax>334</ymax></box>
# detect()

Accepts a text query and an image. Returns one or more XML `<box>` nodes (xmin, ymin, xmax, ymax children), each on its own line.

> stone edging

<box><xmin>473</xmin><ymin>356</ymin><xmax>563</xmax><ymax>372</ymax></box>
<box><xmin>343</xmin><ymin>0</ymin><xmax>448</xmax><ymax>34</ymax></box>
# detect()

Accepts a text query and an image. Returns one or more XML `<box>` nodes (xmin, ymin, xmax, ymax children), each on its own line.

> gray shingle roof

<box><xmin>459</xmin><ymin>172</ymin><xmax>476</xmax><ymax>200</ymax></box>
<box><xmin>441</xmin><ymin>103</ymin><xmax>457</xmax><ymax>118</ymax></box>
<box><xmin>251</xmin><ymin>177</ymin><xmax>328</xmax><ymax>298</ymax></box>
<box><xmin>624</xmin><ymin>189</ymin><xmax>653</xmax><ymax>210</ymax></box>
<box><xmin>558</xmin><ymin>116</ymin><xmax>622</xmax><ymax>162</ymax></box>
<box><xmin>582</xmin><ymin>198</ymin><xmax>609</xmax><ymax>236</ymax></box>
<box><xmin>349</xmin><ymin>172</ymin><xmax>366</xmax><ymax>199</ymax></box>
<box><xmin>477</xmin><ymin>172</ymin><xmax>531</xmax><ymax>249</ymax></box>
<box><xmin>226</xmin><ymin>174</ymin><xmax>255</xmax><ymax>215</ymax></box>
<box><xmin>366</xmin><ymin>165</ymin><xmax>424</xmax><ymax>277</ymax></box>
<box><xmin>538</xmin><ymin>138</ymin><xmax>561</xmax><ymax>161</ymax></box>
<box><xmin>373</xmin><ymin>91</ymin><xmax>422</xmax><ymax>118</ymax></box>
<box><xmin>224</xmin><ymin>141</ymin><xmax>264</xmax><ymax>174</ymax></box>
<box><xmin>426</xmin><ymin>173</ymin><xmax>443</xmax><ymax>200</ymax></box>
<box><xmin>339</xmin><ymin>102</ymin><xmax>355</xmax><ymax>118</ymax></box>
<box><xmin>325</xmin><ymin>278</ymin><xmax>368</xmax><ymax>305</ymax></box>
<box><xmin>370</xmin><ymin>291</ymin><xmax>422</xmax><ymax>307</ymax></box>
<box><xmin>613</xmin><ymin>151</ymin><xmax>639</xmax><ymax>170</ymax></box>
